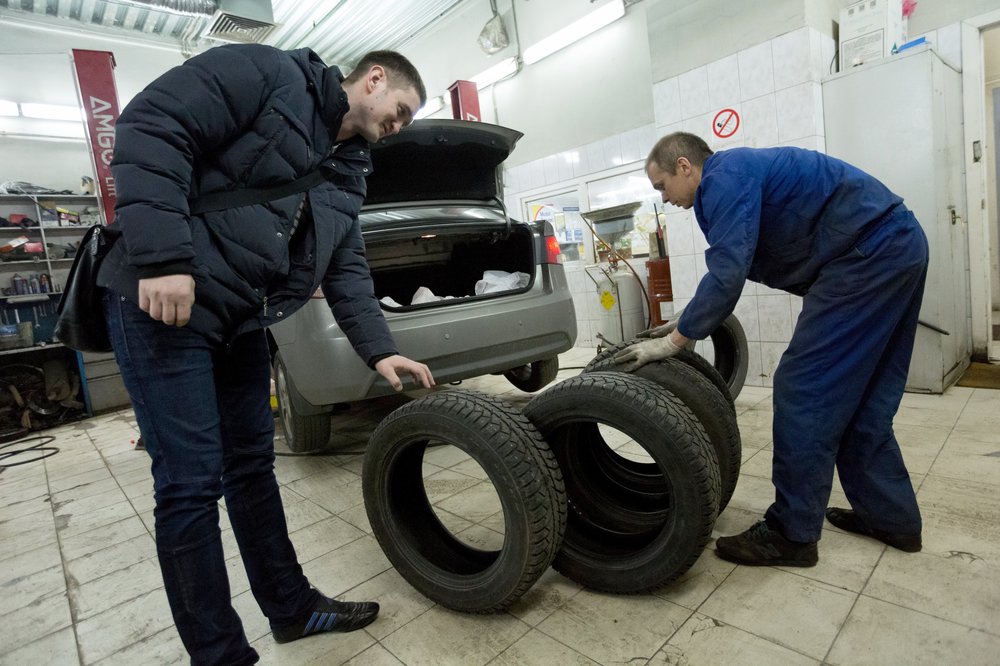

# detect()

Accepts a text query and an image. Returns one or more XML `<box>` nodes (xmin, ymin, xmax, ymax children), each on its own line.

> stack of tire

<box><xmin>362</xmin><ymin>315</ymin><xmax>747</xmax><ymax>612</ymax></box>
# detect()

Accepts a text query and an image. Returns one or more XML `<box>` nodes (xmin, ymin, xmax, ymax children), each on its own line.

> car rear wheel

<box><xmin>503</xmin><ymin>357</ymin><xmax>559</xmax><ymax>392</ymax></box>
<box><xmin>274</xmin><ymin>353</ymin><xmax>331</xmax><ymax>453</ymax></box>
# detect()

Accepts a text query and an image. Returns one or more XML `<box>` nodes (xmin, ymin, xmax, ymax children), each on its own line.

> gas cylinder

<box><xmin>596</xmin><ymin>266</ymin><xmax>645</xmax><ymax>343</ymax></box>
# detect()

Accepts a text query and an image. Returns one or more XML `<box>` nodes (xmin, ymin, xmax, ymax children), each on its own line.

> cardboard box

<box><xmin>839</xmin><ymin>0</ymin><xmax>905</xmax><ymax>70</ymax></box>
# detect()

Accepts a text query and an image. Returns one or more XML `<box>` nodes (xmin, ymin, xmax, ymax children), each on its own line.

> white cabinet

<box><xmin>823</xmin><ymin>46</ymin><xmax>971</xmax><ymax>393</ymax></box>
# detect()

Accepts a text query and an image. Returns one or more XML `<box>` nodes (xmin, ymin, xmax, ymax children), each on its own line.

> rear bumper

<box><xmin>272</xmin><ymin>279</ymin><xmax>577</xmax><ymax>407</ymax></box>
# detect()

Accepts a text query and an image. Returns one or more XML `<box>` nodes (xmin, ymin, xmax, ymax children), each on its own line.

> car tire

<box><xmin>706</xmin><ymin>313</ymin><xmax>749</xmax><ymax>400</ymax></box>
<box><xmin>274</xmin><ymin>353</ymin><xmax>331</xmax><ymax>453</ymax></box>
<box><xmin>363</xmin><ymin>390</ymin><xmax>566</xmax><ymax>613</ymax></box>
<box><xmin>523</xmin><ymin>372</ymin><xmax>720</xmax><ymax>593</ymax></box>
<box><xmin>582</xmin><ymin>354</ymin><xmax>741</xmax><ymax>514</ymax></box>
<box><xmin>503</xmin><ymin>357</ymin><xmax>559</xmax><ymax>392</ymax></box>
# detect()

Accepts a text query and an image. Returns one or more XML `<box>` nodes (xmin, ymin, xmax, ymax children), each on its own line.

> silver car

<box><xmin>269</xmin><ymin>120</ymin><xmax>578</xmax><ymax>451</ymax></box>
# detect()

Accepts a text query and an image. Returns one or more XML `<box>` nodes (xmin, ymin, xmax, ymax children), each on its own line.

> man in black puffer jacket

<box><xmin>98</xmin><ymin>45</ymin><xmax>434</xmax><ymax>665</ymax></box>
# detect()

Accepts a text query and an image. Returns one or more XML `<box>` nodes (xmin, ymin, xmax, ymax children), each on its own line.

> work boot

<box><xmin>715</xmin><ymin>520</ymin><xmax>818</xmax><ymax>567</ymax></box>
<box><xmin>270</xmin><ymin>596</ymin><xmax>379</xmax><ymax>644</ymax></box>
<box><xmin>825</xmin><ymin>508</ymin><xmax>921</xmax><ymax>552</ymax></box>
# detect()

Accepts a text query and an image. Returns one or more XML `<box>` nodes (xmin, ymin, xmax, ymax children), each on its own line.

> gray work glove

<box><xmin>636</xmin><ymin>318</ymin><xmax>678</xmax><ymax>339</ymax></box>
<box><xmin>613</xmin><ymin>336</ymin><xmax>683</xmax><ymax>372</ymax></box>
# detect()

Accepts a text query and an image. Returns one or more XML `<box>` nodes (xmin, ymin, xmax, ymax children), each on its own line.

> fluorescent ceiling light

<box><xmin>523</xmin><ymin>0</ymin><xmax>625</xmax><ymax>65</ymax></box>
<box><xmin>471</xmin><ymin>56</ymin><xmax>518</xmax><ymax>90</ymax></box>
<box><xmin>0</xmin><ymin>100</ymin><xmax>18</xmax><ymax>117</ymax></box>
<box><xmin>415</xmin><ymin>95</ymin><xmax>446</xmax><ymax>120</ymax></box>
<box><xmin>20</xmin><ymin>103</ymin><xmax>83</xmax><ymax>122</ymax></box>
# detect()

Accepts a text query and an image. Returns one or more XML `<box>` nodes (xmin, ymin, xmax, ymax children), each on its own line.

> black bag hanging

<box><xmin>53</xmin><ymin>224</ymin><xmax>117</xmax><ymax>353</ymax></box>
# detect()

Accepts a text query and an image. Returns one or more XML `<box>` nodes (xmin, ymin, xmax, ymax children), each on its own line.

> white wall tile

<box><xmin>760</xmin><ymin>342</ymin><xmax>787</xmax><ymax>387</ymax></box>
<box><xmin>571</xmin><ymin>147</ymin><xmax>591</xmax><ymax>178</ymax></box>
<box><xmin>707</xmin><ymin>54</ymin><xmax>741</xmax><ymax>109</ymax></box>
<box><xmin>619</xmin><ymin>127</ymin><xmax>643</xmax><ymax>164</ymax></box>
<box><xmin>636</xmin><ymin>124</ymin><xmax>657</xmax><ymax>157</ymax></box>
<box><xmin>744</xmin><ymin>340</ymin><xmax>765</xmax><ymax>387</ymax></box>
<box><xmin>556</xmin><ymin>152</ymin><xmax>575</xmax><ymax>182</ymax></box>
<box><xmin>669</xmin><ymin>254</ymin><xmax>699</xmax><ymax>299</ymax></box>
<box><xmin>542</xmin><ymin>155</ymin><xmax>560</xmax><ymax>185</ymax></box>
<box><xmin>666</xmin><ymin>210</ymin><xmax>695</xmax><ymax>256</ymax></box>
<box><xmin>502</xmin><ymin>166</ymin><xmax>519</xmax><ymax>193</ymax></box>
<box><xmin>734</xmin><ymin>293</ymin><xmax>761</xmax><ymax>342</ymax></box>
<box><xmin>789</xmin><ymin>295</ymin><xmax>803</xmax><ymax>328</ymax></box>
<box><xmin>602</xmin><ymin>135</ymin><xmax>624</xmax><ymax>168</ymax></box>
<box><xmin>681</xmin><ymin>113</ymin><xmax>712</xmax><ymax>141</ymax></box>
<box><xmin>585</xmin><ymin>140</ymin><xmax>608</xmax><ymax>173</ymax></box>
<box><xmin>653</xmin><ymin>77</ymin><xmax>682</xmax><ymax>127</ymax></box>
<box><xmin>678</xmin><ymin>66</ymin><xmax>711</xmax><ymax>119</ymax></box>
<box><xmin>782</xmin><ymin>135</ymin><xmax>825</xmax><ymax>152</ymax></box>
<box><xmin>673</xmin><ymin>296</ymin><xmax>692</xmax><ymax>312</ymax></box>
<box><xmin>755</xmin><ymin>283</ymin><xmax>785</xmax><ymax>297</ymax></box>
<box><xmin>772</xmin><ymin>28</ymin><xmax>812</xmax><ymax>90</ymax></box>
<box><xmin>738</xmin><ymin>41</ymin><xmax>775</xmax><ymax>100</ymax></box>
<box><xmin>527</xmin><ymin>159</ymin><xmax>545</xmax><ymax>190</ymax></box>
<box><xmin>695</xmin><ymin>253</ymin><xmax>708</xmax><ymax>281</ymax></box>
<box><xmin>758</xmin><ymin>294</ymin><xmax>794</xmax><ymax>342</ymax></box>
<box><xmin>775</xmin><ymin>81</ymin><xmax>821</xmax><ymax>142</ymax></box>
<box><xmin>655</xmin><ymin>121</ymin><xmax>684</xmax><ymax>140</ymax></box>
<box><xmin>692</xmin><ymin>218</ymin><xmax>709</xmax><ymax>254</ymax></box>
<box><xmin>741</xmin><ymin>94</ymin><xmax>779</xmax><ymax>148</ymax></box>
<box><xmin>934</xmin><ymin>23</ymin><xmax>962</xmax><ymax>71</ymax></box>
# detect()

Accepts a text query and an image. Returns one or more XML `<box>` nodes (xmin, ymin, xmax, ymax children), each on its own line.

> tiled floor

<box><xmin>2</xmin><ymin>346</ymin><xmax>999</xmax><ymax>665</ymax></box>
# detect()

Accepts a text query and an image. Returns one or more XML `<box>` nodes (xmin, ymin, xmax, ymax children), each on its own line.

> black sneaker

<box><xmin>825</xmin><ymin>508</ymin><xmax>921</xmax><ymax>552</ymax></box>
<box><xmin>715</xmin><ymin>520</ymin><xmax>818</xmax><ymax>567</ymax></box>
<box><xmin>271</xmin><ymin>596</ymin><xmax>379</xmax><ymax>644</ymax></box>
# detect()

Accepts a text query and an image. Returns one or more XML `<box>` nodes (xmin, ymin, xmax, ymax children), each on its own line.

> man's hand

<box><xmin>138</xmin><ymin>275</ymin><xmax>196</xmax><ymax>326</ymax></box>
<box><xmin>375</xmin><ymin>355</ymin><xmax>435</xmax><ymax>392</ymax></box>
<box><xmin>613</xmin><ymin>334</ymin><xmax>684</xmax><ymax>372</ymax></box>
<box><xmin>637</xmin><ymin>318</ymin><xmax>677</xmax><ymax>339</ymax></box>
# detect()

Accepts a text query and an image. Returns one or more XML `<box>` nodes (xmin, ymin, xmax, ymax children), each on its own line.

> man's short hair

<box><xmin>345</xmin><ymin>50</ymin><xmax>427</xmax><ymax>106</ymax></box>
<box><xmin>646</xmin><ymin>132</ymin><xmax>714</xmax><ymax>174</ymax></box>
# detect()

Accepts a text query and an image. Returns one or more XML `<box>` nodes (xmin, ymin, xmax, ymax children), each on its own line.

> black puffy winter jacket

<box><xmin>98</xmin><ymin>44</ymin><xmax>397</xmax><ymax>365</ymax></box>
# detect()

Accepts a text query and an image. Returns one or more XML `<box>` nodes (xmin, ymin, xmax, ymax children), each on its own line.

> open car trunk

<box><xmin>360</xmin><ymin>120</ymin><xmax>533</xmax><ymax>310</ymax></box>
<box><xmin>364</xmin><ymin>221</ymin><xmax>536</xmax><ymax>310</ymax></box>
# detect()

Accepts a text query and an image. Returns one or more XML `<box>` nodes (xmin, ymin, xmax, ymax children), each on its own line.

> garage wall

<box><xmin>0</xmin><ymin>23</ymin><xmax>186</xmax><ymax>192</ymax></box>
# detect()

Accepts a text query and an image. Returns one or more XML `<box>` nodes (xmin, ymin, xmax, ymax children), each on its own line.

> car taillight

<box><xmin>545</xmin><ymin>236</ymin><xmax>563</xmax><ymax>264</ymax></box>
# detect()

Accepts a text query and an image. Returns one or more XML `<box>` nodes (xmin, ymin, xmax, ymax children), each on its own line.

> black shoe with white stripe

<box><xmin>271</xmin><ymin>596</ymin><xmax>379</xmax><ymax>644</ymax></box>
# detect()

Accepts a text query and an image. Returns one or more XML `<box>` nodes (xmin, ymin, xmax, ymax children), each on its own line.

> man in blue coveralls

<box><xmin>615</xmin><ymin>131</ymin><xmax>926</xmax><ymax>566</ymax></box>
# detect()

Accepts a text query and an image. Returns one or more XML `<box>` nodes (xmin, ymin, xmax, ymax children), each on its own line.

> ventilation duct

<box><xmin>106</xmin><ymin>0</ymin><xmax>220</xmax><ymax>16</ymax></box>
<box><xmin>202</xmin><ymin>0</ymin><xmax>276</xmax><ymax>44</ymax></box>
<box><xmin>107</xmin><ymin>0</ymin><xmax>276</xmax><ymax>43</ymax></box>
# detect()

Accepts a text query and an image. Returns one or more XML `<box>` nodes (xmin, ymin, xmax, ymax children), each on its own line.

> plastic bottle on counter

<box><xmin>29</xmin><ymin>276</ymin><xmax>40</xmax><ymax>294</ymax></box>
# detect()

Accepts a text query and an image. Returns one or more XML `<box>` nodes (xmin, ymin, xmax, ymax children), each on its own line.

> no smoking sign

<box><xmin>713</xmin><ymin>108</ymin><xmax>740</xmax><ymax>138</ymax></box>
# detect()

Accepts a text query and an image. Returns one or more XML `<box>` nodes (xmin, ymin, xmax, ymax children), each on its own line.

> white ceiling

<box><xmin>0</xmin><ymin>0</ymin><xmax>476</xmax><ymax>69</ymax></box>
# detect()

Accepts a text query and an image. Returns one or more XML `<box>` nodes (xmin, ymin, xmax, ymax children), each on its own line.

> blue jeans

<box><xmin>104</xmin><ymin>292</ymin><xmax>318</xmax><ymax>665</ymax></box>
<box><xmin>765</xmin><ymin>208</ymin><xmax>927</xmax><ymax>543</ymax></box>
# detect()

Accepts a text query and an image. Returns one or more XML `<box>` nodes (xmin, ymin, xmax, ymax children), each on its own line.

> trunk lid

<box><xmin>363</xmin><ymin>119</ymin><xmax>523</xmax><ymax>207</ymax></box>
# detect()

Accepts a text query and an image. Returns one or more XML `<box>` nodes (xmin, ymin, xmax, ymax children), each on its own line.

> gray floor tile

<box><xmin>655</xmin><ymin>612</ymin><xmax>818</xmax><ymax>665</ymax></box>
<box><xmin>1</xmin><ymin>350</ymin><xmax>998</xmax><ymax>665</ymax></box>
<box><xmin>828</xmin><ymin>595</ymin><xmax>1000</xmax><ymax>665</ymax></box>
<box><xmin>699</xmin><ymin>567</ymin><xmax>856</xmax><ymax>660</ymax></box>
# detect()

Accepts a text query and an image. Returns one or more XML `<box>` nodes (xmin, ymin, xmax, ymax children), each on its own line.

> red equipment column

<box><xmin>70</xmin><ymin>49</ymin><xmax>121</xmax><ymax>226</ymax></box>
<box><xmin>447</xmin><ymin>80</ymin><xmax>481</xmax><ymax>122</ymax></box>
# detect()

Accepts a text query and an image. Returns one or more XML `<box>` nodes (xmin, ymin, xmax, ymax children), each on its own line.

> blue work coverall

<box><xmin>677</xmin><ymin>147</ymin><xmax>927</xmax><ymax>543</ymax></box>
